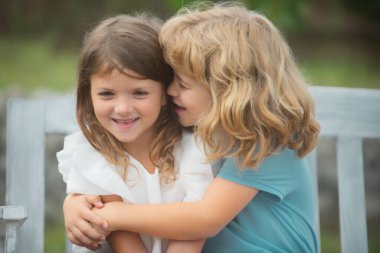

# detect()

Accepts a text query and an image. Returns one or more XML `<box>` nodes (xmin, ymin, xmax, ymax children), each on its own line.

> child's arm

<box><xmin>64</xmin><ymin>178</ymin><xmax>257</xmax><ymax>247</ymax></box>
<box><xmin>166</xmin><ymin>239</ymin><xmax>205</xmax><ymax>253</ymax></box>
<box><xmin>101</xmin><ymin>195</ymin><xmax>148</xmax><ymax>253</ymax></box>
<box><xmin>94</xmin><ymin>177</ymin><xmax>258</xmax><ymax>239</ymax></box>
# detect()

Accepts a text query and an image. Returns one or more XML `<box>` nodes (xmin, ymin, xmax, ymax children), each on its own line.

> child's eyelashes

<box><xmin>133</xmin><ymin>90</ymin><xmax>149</xmax><ymax>97</ymax></box>
<box><xmin>178</xmin><ymin>81</ymin><xmax>188</xmax><ymax>89</ymax></box>
<box><xmin>98</xmin><ymin>91</ymin><xmax>114</xmax><ymax>97</ymax></box>
<box><xmin>174</xmin><ymin>76</ymin><xmax>189</xmax><ymax>89</ymax></box>
<box><xmin>96</xmin><ymin>89</ymin><xmax>149</xmax><ymax>99</ymax></box>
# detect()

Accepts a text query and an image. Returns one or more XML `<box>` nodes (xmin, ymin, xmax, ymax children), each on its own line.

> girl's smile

<box><xmin>91</xmin><ymin>68</ymin><xmax>166</xmax><ymax>148</ymax></box>
<box><xmin>112</xmin><ymin>117</ymin><xmax>139</xmax><ymax>130</ymax></box>
<box><xmin>172</xmin><ymin>103</ymin><xmax>187</xmax><ymax>113</ymax></box>
<box><xmin>167</xmin><ymin>70</ymin><xmax>211</xmax><ymax>127</ymax></box>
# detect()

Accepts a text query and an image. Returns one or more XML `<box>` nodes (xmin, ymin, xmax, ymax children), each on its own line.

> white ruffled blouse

<box><xmin>57</xmin><ymin>130</ymin><xmax>213</xmax><ymax>253</ymax></box>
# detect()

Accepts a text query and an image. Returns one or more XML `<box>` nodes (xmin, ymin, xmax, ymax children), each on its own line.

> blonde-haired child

<box><xmin>63</xmin><ymin>3</ymin><xmax>320</xmax><ymax>252</ymax></box>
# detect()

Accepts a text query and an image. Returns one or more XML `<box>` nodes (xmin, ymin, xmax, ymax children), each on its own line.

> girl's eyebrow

<box><xmin>94</xmin><ymin>86</ymin><xmax>113</xmax><ymax>91</ymax></box>
<box><xmin>175</xmin><ymin>74</ymin><xmax>191</xmax><ymax>86</ymax></box>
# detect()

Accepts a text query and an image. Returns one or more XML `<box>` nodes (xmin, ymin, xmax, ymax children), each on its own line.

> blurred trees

<box><xmin>344</xmin><ymin>0</ymin><xmax>380</xmax><ymax>23</ymax></box>
<box><xmin>0</xmin><ymin>0</ymin><xmax>304</xmax><ymax>39</ymax></box>
<box><xmin>1</xmin><ymin>0</ymin><xmax>379</xmax><ymax>90</ymax></box>
<box><xmin>0</xmin><ymin>0</ymin><xmax>172</xmax><ymax>44</ymax></box>
<box><xmin>1</xmin><ymin>0</ymin><xmax>378</xmax><ymax>42</ymax></box>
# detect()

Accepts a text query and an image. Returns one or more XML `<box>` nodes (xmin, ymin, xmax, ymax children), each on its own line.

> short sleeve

<box><xmin>57</xmin><ymin>131</ymin><xmax>136</xmax><ymax>202</ymax></box>
<box><xmin>217</xmin><ymin>149</ymin><xmax>308</xmax><ymax>201</ymax></box>
<box><xmin>57</xmin><ymin>132</ymin><xmax>83</xmax><ymax>182</ymax></box>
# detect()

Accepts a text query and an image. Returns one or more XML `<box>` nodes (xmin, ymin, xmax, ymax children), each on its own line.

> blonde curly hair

<box><xmin>160</xmin><ymin>2</ymin><xmax>320</xmax><ymax>169</ymax></box>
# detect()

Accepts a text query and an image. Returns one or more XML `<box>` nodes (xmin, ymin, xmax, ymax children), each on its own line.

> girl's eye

<box><xmin>175</xmin><ymin>76</ymin><xmax>188</xmax><ymax>89</ymax></box>
<box><xmin>98</xmin><ymin>91</ymin><xmax>114</xmax><ymax>97</ymax></box>
<box><xmin>178</xmin><ymin>81</ymin><xmax>187</xmax><ymax>89</ymax></box>
<box><xmin>134</xmin><ymin>90</ymin><xmax>148</xmax><ymax>97</ymax></box>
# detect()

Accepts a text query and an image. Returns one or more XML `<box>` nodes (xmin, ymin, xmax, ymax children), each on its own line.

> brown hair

<box><xmin>77</xmin><ymin>14</ymin><xmax>182</xmax><ymax>182</ymax></box>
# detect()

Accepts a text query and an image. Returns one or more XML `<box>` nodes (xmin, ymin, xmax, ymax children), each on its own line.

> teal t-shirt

<box><xmin>203</xmin><ymin>149</ymin><xmax>318</xmax><ymax>253</ymax></box>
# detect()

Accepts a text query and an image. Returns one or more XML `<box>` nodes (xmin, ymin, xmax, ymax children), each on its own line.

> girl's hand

<box><xmin>63</xmin><ymin>193</ymin><xmax>109</xmax><ymax>250</ymax></box>
<box><xmin>92</xmin><ymin>201</ymin><xmax>126</xmax><ymax>232</ymax></box>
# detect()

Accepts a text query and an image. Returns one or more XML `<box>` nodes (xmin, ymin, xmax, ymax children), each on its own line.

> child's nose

<box><xmin>167</xmin><ymin>80</ymin><xmax>178</xmax><ymax>97</ymax></box>
<box><xmin>114</xmin><ymin>98</ymin><xmax>132</xmax><ymax>115</ymax></box>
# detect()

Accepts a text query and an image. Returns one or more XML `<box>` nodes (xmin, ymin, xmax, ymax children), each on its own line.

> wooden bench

<box><xmin>1</xmin><ymin>86</ymin><xmax>379</xmax><ymax>253</ymax></box>
<box><xmin>1</xmin><ymin>96</ymin><xmax>78</xmax><ymax>253</ymax></box>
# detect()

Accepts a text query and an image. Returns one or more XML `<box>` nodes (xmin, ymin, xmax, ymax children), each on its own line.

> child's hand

<box><xmin>63</xmin><ymin>193</ymin><xmax>108</xmax><ymax>250</ymax></box>
<box><xmin>92</xmin><ymin>201</ymin><xmax>126</xmax><ymax>232</ymax></box>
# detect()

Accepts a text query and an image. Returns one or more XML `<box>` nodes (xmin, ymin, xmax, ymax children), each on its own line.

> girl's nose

<box><xmin>167</xmin><ymin>80</ymin><xmax>178</xmax><ymax>97</ymax></box>
<box><xmin>114</xmin><ymin>98</ymin><xmax>131</xmax><ymax>115</ymax></box>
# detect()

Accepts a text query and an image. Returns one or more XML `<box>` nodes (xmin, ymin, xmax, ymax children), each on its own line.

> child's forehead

<box><xmin>173</xmin><ymin>66</ymin><xmax>191</xmax><ymax>76</ymax></box>
<box><xmin>174</xmin><ymin>69</ymin><xmax>210</xmax><ymax>90</ymax></box>
<box><xmin>173</xmin><ymin>68</ymin><xmax>195</xmax><ymax>81</ymax></box>
<box><xmin>96</xmin><ymin>63</ymin><xmax>144</xmax><ymax>79</ymax></box>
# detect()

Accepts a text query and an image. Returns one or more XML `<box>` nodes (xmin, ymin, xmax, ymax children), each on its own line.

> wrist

<box><xmin>105</xmin><ymin>202</ymin><xmax>126</xmax><ymax>231</ymax></box>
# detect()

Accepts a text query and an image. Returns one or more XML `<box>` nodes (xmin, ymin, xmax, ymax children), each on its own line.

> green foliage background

<box><xmin>1</xmin><ymin>0</ymin><xmax>379</xmax><ymax>93</ymax></box>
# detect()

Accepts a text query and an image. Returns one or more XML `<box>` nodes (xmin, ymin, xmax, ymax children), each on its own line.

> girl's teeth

<box><xmin>115</xmin><ymin>118</ymin><xmax>136</xmax><ymax>123</ymax></box>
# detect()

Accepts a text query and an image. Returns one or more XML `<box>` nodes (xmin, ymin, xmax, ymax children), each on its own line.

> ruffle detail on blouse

<box><xmin>57</xmin><ymin>131</ymin><xmax>135</xmax><ymax>203</ymax></box>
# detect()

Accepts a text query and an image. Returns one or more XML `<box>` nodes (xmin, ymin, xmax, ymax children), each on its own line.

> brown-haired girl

<box><xmin>57</xmin><ymin>13</ymin><xmax>213</xmax><ymax>253</ymax></box>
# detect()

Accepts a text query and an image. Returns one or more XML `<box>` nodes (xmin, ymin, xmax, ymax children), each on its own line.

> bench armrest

<box><xmin>0</xmin><ymin>206</ymin><xmax>28</xmax><ymax>253</ymax></box>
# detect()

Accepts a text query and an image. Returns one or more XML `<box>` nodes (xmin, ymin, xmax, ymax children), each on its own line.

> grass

<box><xmin>0</xmin><ymin>38</ymin><xmax>77</xmax><ymax>93</ymax></box>
<box><xmin>319</xmin><ymin>223</ymin><xmax>380</xmax><ymax>253</ymax></box>
<box><xmin>0</xmin><ymin>38</ymin><xmax>379</xmax><ymax>94</ymax></box>
<box><xmin>45</xmin><ymin>222</ymin><xmax>66</xmax><ymax>253</ymax></box>
<box><xmin>320</xmin><ymin>226</ymin><xmax>341</xmax><ymax>253</ymax></box>
<box><xmin>300</xmin><ymin>45</ymin><xmax>380</xmax><ymax>89</ymax></box>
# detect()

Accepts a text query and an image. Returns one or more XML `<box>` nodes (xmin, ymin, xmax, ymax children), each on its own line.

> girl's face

<box><xmin>91</xmin><ymin>68</ymin><xmax>166</xmax><ymax>148</ymax></box>
<box><xmin>167</xmin><ymin>70</ymin><xmax>211</xmax><ymax>127</ymax></box>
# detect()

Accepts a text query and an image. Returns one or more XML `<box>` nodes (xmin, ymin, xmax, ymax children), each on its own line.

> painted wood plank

<box><xmin>307</xmin><ymin>150</ymin><xmax>321</xmax><ymax>253</ymax></box>
<box><xmin>6</xmin><ymin>99</ymin><xmax>45</xmax><ymax>253</ymax></box>
<box><xmin>0</xmin><ymin>206</ymin><xmax>28</xmax><ymax>253</ymax></box>
<box><xmin>44</xmin><ymin>96</ymin><xmax>78</xmax><ymax>134</ymax></box>
<box><xmin>337</xmin><ymin>137</ymin><xmax>368</xmax><ymax>253</ymax></box>
<box><xmin>310</xmin><ymin>86</ymin><xmax>380</xmax><ymax>138</ymax></box>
